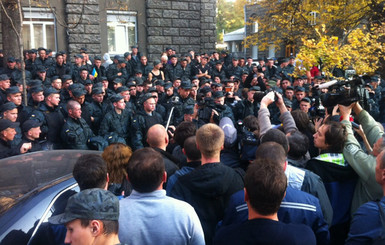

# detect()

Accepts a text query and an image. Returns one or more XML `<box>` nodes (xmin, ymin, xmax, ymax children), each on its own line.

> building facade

<box><xmin>0</xmin><ymin>0</ymin><xmax>216</xmax><ymax>61</ymax></box>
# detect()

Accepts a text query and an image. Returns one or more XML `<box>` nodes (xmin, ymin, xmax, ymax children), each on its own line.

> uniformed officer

<box><xmin>107</xmin><ymin>58</ymin><xmax>128</xmax><ymax>83</ymax></box>
<box><xmin>212</xmin><ymin>91</ymin><xmax>235</xmax><ymax>123</ymax></box>
<box><xmin>30</xmin><ymin>87</ymin><xmax>65</xmax><ymax>149</ymax></box>
<box><xmin>99</xmin><ymin>94</ymin><xmax>132</xmax><ymax>146</ymax></box>
<box><xmin>0</xmin><ymin>74</ymin><xmax>11</xmax><ymax>105</ymax></box>
<box><xmin>233</xmin><ymin>86</ymin><xmax>261</xmax><ymax>121</ymax></box>
<box><xmin>132</xmin><ymin>93</ymin><xmax>164</xmax><ymax>150</ymax></box>
<box><xmin>20</xmin><ymin>119</ymin><xmax>43</xmax><ymax>152</ymax></box>
<box><xmin>0</xmin><ymin>119</ymin><xmax>31</xmax><ymax>159</ymax></box>
<box><xmin>89</xmin><ymin>87</ymin><xmax>108</xmax><ymax>134</ymax></box>
<box><xmin>0</xmin><ymin>102</ymin><xmax>22</xmax><ymax>148</ymax></box>
<box><xmin>61</xmin><ymin>100</ymin><xmax>94</xmax><ymax>149</ymax></box>
<box><xmin>170</xmin><ymin>80</ymin><xmax>195</xmax><ymax>126</ymax></box>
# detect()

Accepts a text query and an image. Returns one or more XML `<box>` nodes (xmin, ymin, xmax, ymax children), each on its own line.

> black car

<box><xmin>0</xmin><ymin>150</ymin><xmax>100</xmax><ymax>245</ymax></box>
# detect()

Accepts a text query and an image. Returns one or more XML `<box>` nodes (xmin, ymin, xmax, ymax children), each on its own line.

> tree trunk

<box><xmin>1</xmin><ymin>0</ymin><xmax>22</xmax><ymax>67</ymax></box>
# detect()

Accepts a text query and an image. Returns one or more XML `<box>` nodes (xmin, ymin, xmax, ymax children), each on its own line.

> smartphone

<box><xmin>351</xmin><ymin>122</ymin><xmax>360</xmax><ymax>129</ymax></box>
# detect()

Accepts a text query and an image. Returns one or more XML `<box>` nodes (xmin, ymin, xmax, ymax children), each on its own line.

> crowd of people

<box><xmin>1</xmin><ymin>45</ymin><xmax>385</xmax><ymax>244</ymax></box>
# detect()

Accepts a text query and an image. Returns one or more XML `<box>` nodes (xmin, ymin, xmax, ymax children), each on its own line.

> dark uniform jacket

<box><xmin>61</xmin><ymin>116</ymin><xmax>94</xmax><ymax>149</ymax></box>
<box><xmin>30</xmin><ymin>102</ymin><xmax>65</xmax><ymax>149</ymax></box>
<box><xmin>165</xmin><ymin>63</ymin><xmax>182</xmax><ymax>82</ymax></box>
<box><xmin>0</xmin><ymin>138</ymin><xmax>20</xmax><ymax>159</ymax></box>
<box><xmin>132</xmin><ymin>109</ymin><xmax>164</xmax><ymax>150</ymax></box>
<box><xmin>99</xmin><ymin>109</ymin><xmax>132</xmax><ymax>146</ymax></box>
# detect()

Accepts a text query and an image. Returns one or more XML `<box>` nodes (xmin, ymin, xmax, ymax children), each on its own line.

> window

<box><xmin>253</xmin><ymin>21</ymin><xmax>259</xmax><ymax>33</ymax></box>
<box><xmin>22</xmin><ymin>7</ymin><xmax>56</xmax><ymax>51</ymax></box>
<box><xmin>268</xmin><ymin>44</ymin><xmax>275</xmax><ymax>58</ymax></box>
<box><xmin>107</xmin><ymin>11</ymin><xmax>137</xmax><ymax>54</ymax></box>
<box><xmin>252</xmin><ymin>45</ymin><xmax>258</xmax><ymax>59</ymax></box>
<box><xmin>309</xmin><ymin>11</ymin><xmax>318</xmax><ymax>26</ymax></box>
<box><xmin>285</xmin><ymin>45</ymin><xmax>295</xmax><ymax>57</ymax></box>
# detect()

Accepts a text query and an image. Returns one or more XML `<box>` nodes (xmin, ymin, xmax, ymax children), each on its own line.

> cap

<box><xmin>49</xmin><ymin>188</ymin><xmax>119</xmax><ymax>224</ymax></box>
<box><xmin>110</xmin><ymin>94</ymin><xmax>124</xmax><ymax>103</ymax></box>
<box><xmin>0</xmin><ymin>119</ymin><xmax>19</xmax><ymax>132</ymax></box>
<box><xmin>135</xmin><ymin>77</ymin><xmax>143</xmax><ymax>86</ymax></box>
<box><xmin>219</xmin><ymin>117</ymin><xmax>237</xmax><ymax>148</ymax></box>
<box><xmin>72</xmin><ymin>88</ymin><xmax>87</xmax><ymax>97</ymax></box>
<box><xmin>69</xmin><ymin>83</ymin><xmax>84</xmax><ymax>92</ymax></box>
<box><xmin>36</xmin><ymin>66</ymin><xmax>46</xmax><ymax>73</ymax></box>
<box><xmin>27</xmin><ymin>80</ymin><xmax>43</xmax><ymax>88</ymax></box>
<box><xmin>22</xmin><ymin>119</ymin><xmax>42</xmax><ymax>133</ymax></box>
<box><xmin>84</xmin><ymin>79</ymin><xmax>92</xmax><ymax>85</ymax></box>
<box><xmin>118</xmin><ymin>58</ymin><xmax>125</xmax><ymax>64</ymax></box>
<box><xmin>74</xmin><ymin>54</ymin><xmax>84</xmax><ymax>59</ymax></box>
<box><xmin>301</xmin><ymin>97</ymin><xmax>311</xmax><ymax>103</ymax></box>
<box><xmin>116</xmin><ymin>86</ymin><xmax>129</xmax><ymax>93</ymax></box>
<box><xmin>0</xmin><ymin>74</ymin><xmax>10</xmax><ymax>81</ymax></box>
<box><xmin>296</xmin><ymin>86</ymin><xmax>305</xmax><ymax>92</ymax></box>
<box><xmin>212</xmin><ymin>91</ymin><xmax>225</xmax><ymax>99</ymax></box>
<box><xmin>134</xmin><ymin>69</ymin><xmax>142</xmax><ymax>74</ymax></box>
<box><xmin>94</xmin><ymin>56</ymin><xmax>101</xmax><ymax>61</ymax></box>
<box><xmin>62</xmin><ymin>75</ymin><xmax>72</xmax><ymax>82</ymax></box>
<box><xmin>286</xmin><ymin>86</ymin><xmax>294</xmax><ymax>91</ymax></box>
<box><xmin>124</xmin><ymin>52</ymin><xmax>131</xmax><ymax>58</ymax></box>
<box><xmin>6</xmin><ymin>86</ymin><xmax>21</xmax><ymax>95</ymax></box>
<box><xmin>131</xmin><ymin>45</ymin><xmax>138</xmax><ymax>49</ymax></box>
<box><xmin>127</xmin><ymin>82</ymin><xmax>136</xmax><ymax>88</ymax></box>
<box><xmin>200</xmin><ymin>86</ymin><xmax>212</xmax><ymax>95</ymax></box>
<box><xmin>92</xmin><ymin>87</ymin><xmax>104</xmax><ymax>95</ymax></box>
<box><xmin>163</xmin><ymin>82</ymin><xmax>173</xmax><ymax>90</ymax></box>
<box><xmin>250</xmin><ymin>86</ymin><xmax>261</xmax><ymax>91</ymax></box>
<box><xmin>7</xmin><ymin>57</ymin><xmax>16</xmax><ymax>63</ymax></box>
<box><xmin>141</xmin><ymin>93</ymin><xmax>156</xmax><ymax>104</ymax></box>
<box><xmin>148</xmin><ymin>87</ymin><xmax>157</xmax><ymax>93</ymax></box>
<box><xmin>283</xmin><ymin>98</ymin><xmax>292</xmax><ymax>108</ymax></box>
<box><xmin>80</xmin><ymin>47</ymin><xmax>88</xmax><ymax>53</ymax></box>
<box><xmin>180</xmin><ymin>80</ymin><xmax>192</xmax><ymax>90</ymax></box>
<box><xmin>0</xmin><ymin>102</ymin><xmax>17</xmax><ymax>113</ymax></box>
<box><xmin>113</xmin><ymin>78</ymin><xmax>123</xmax><ymax>84</ymax></box>
<box><xmin>183</xmin><ymin>106</ymin><xmax>194</xmax><ymax>115</ymax></box>
<box><xmin>113</xmin><ymin>55</ymin><xmax>120</xmax><ymax>60</ymax></box>
<box><xmin>100</xmin><ymin>76</ymin><xmax>108</xmax><ymax>81</ymax></box>
<box><xmin>155</xmin><ymin>80</ymin><xmax>165</xmax><ymax>86</ymax></box>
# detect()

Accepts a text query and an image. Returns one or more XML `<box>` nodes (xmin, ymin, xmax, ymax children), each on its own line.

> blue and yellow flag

<box><xmin>91</xmin><ymin>67</ymin><xmax>98</xmax><ymax>78</ymax></box>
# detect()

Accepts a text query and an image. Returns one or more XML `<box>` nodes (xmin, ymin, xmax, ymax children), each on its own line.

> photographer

<box><xmin>339</xmin><ymin>102</ymin><xmax>384</xmax><ymax>214</ymax></box>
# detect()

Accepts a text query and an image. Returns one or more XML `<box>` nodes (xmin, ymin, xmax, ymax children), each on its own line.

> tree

<box><xmin>217</xmin><ymin>0</ymin><xmax>246</xmax><ymax>42</ymax></box>
<box><xmin>245</xmin><ymin>0</ymin><xmax>385</xmax><ymax>75</ymax></box>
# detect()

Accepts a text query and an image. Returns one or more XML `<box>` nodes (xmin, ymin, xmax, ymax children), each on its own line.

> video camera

<box><xmin>318</xmin><ymin>78</ymin><xmax>370</xmax><ymax>109</ymax></box>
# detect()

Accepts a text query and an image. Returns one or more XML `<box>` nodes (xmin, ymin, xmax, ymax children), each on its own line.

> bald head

<box><xmin>147</xmin><ymin>124</ymin><xmax>168</xmax><ymax>150</ymax></box>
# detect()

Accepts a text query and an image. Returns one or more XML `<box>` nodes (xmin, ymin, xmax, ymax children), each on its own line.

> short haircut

<box><xmin>260</xmin><ymin>129</ymin><xmax>289</xmax><ymax>155</ymax></box>
<box><xmin>102</xmin><ymin>143</ymin><xmax>132</xmax><ymax>184</ymax></box>
<box><xmin>126</xmin><ymin>148</ymin><xmax>165</xmax><ymax>193</ymax></box>
<box><xmin>288</xmin><ymin>131</ymin><xmax>309</xmax><ymax>159</ymax></box>
<box><xmin>323</xmin><ymin>121</ymin><xmax>347</xmax><ymax>153</ymax></box>
<box><xmin>73</xmin><ymin>154</ymin><xmax>107</xmax><ymax>191</ymax></box>
<box><xmin>196</xmin><ymin>123</ymin><xmax>224</xmax><ymax>158</ymax></box>
<box><xmin>183</xmin><ymin>136</ymin><xmax>201</xmax><ymax>161</ymax></box>
<box><xmin>255</xmin><ymin>142</ymin><xmax>286</xmax><ymax>167</ymax></box>
<box><xmin>67</xmin><ymin>100</ymin><xmax>80</xmax><ymax>111</ymax></box>
<box><xmin>246</xmin><ymin>159</ymin><xmax>287</xmax><ymax>215</ymax></box>
<box><xmin>80</xmin><ymin>219</ymin><xmax>119</xmax><ymax>235</ymax></box>
<box><xmin>174</xmin><ymin>121</ymin><xmax>197</xmax><ymax>146</ymax></box>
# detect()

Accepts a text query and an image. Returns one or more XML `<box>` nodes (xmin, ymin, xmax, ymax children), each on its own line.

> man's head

<box><xmin>295</xmin><ymin>87</ymin><xmax>306</xmax><ymax>101</ymax></box>
<box><xmin>67</xmin><ymin>100</ymin><xmax>82</xmax><ymax>119</ymax></box>
<box><xmin>6</xmin><ymin>87</ymin><xmax>22</xmax><ymax>106</ymax></box>
<box><xmin>260</xmin><ymin>129</ymin><xmax>289</xmax><ymax>155</ymax></box>
<box><xmin>300</xmin><ymin>97</ymin><xmax>311</xmax><ymax>113</ymax></box>
<box><xmin>126</xmin><ymin>147</ymin><xmax>165</xmax><ymax>193</ymax></box>
<box><xmin>22</xmin><ymin>120</ymin><xmax>42</xmax><ymax>140</ymax></box>
<box><xmin>1</xmin><ymin>102</ymin><xmax>18</xmax><ymax>122</ymax></box>
<box><xmin>0</xmin><ymin>119</ymin><xmax>19</xmax><ymax>142</ymax></box>
<box><xmin>143</xmin><ymin>96</ymin><xmax>156</xmax><ymax>113</ymax></box>
<box><xmin>183</xmin><ymin>136</ymin><xmax>201</xmax><ymax>162</ymax></box>
<box><xmin>0</xmin><ymin>75</ymin><xmax>11</xmax><ymax>91</ymax></box>
<box><xmin>287</xmin><ymin>130</ymin><xmax>309</xmax><ymax>159</ymax></box>
<box><xmin>73</xmin><ymin>154</ymin><xmax>108</xmax><ymax>191</ymax></box>
<box><xmin>313</xmin><ymin>121</ymin><xmax>346</xmax><ymax>152</ymax></box>
<box><xmin>255</xmin><ymin>142</ymin><xmax>287</xmax><ymax>169</ymax></box>
<box><xmin>44</xmin><ymin>88</ymin><xmax>60</xmax><ymax>107</ymax></box>
<box><xmin>245</xmin><ymin>159</ymin><xmax>287</xmax><ymax>216</ymax></box>
<box><xmin>147</xmin><ymin>124</ymin><xmax>169</xmax><ymax>150</ymax></box>
<box><xmin>174</xmin><ymin>121</ymin><xmax>197</xmax><ymax>146</ymax></box>
<box><xmin>49</xmin><ymin>188</ymin><xmax>119</xmax><ymax>245</ymax></box>
<box><xmin>196</xmin><ymin>123</ymin><xmax>224</xmax><ymax>159</ymax></box>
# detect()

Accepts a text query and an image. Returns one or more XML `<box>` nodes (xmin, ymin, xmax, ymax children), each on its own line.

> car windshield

<box><xmin>0</xmin><ymin>150</ymin><xmax>100</xmax><ymax>215</ymax></box>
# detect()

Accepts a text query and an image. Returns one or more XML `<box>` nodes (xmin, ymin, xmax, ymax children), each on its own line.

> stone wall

<box><xmin>146</xmin><ymin>0</ymin><xmax>216</xmax><ymax>61</ymax></box>
<box><xmin>65</xmin><ymin>0</ymin><xmax>101</xmax><ymax>60</ymax></box>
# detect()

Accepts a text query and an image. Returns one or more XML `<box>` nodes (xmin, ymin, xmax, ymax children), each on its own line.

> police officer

<box><xmin>0</xmin><ymin>119</ymin><xmax>31</xmax><ymax>159</ymax></box>
<box><xmin>233</xmin><ymin>86</ymin><xmax>261</xmax><ymax>121</ymax></box>
<box><xmin>107</xmin><ymin>58</ymin><xmax>128</xmax><ymax>84</ymax></box>
<box><xmin>61</xmin><ymin>100</ymin><xmax>94</xmax><ymax>149</ymax></box>
<box><xmin>212</xmin><ymin>91</ymin><xmax>235</xmax><ymax>123</ymax></box>
<box><xmin>225</xmin><ymin>56</ymin><xmax>243</xmax><ymax>79</ymax></box>
<box><xmin>99</xmin><ymin>94</ymin><xmax>132</xmax><ymax>146</ymax></box>
<box><xmin>0</xmin><ymin>102</ymin><xmax>22</xmax><ymax>148</ymax></box>
<box><xmin>170</xmin><ymin>80</ymin><xmax>195</xmax><ymax>126</ymax></box>
<box><xmin>132</xmin><ymin>93</ymin><xmax>164</xmax><ymax>150</ymax></box>
<box><xmin>30</xmin><ymin>87</ymin><xmax>65</xmax><ymax>149</ymax></box>
<box><xmin>20</xmin><ymin>119</ymin><xmax>43</xmax><ymax>152</ymax></box>
<box><xmin>88</xmin><ymin>87</ymin><xmax>108</xmax><ymax>134</ymax></box>
<box><xmin>116</xmin><ymin>86</ymin><xmax>136</xmax><ymax>115</ymax></box>
<box><xmin>0</xmin><ymin>74</ymin><xmax>11</xmax><ymax>105</ymax></box>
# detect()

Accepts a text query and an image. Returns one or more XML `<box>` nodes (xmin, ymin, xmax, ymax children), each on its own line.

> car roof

<box><xmin>0</xmin><ymin>150</ymin><xmax>101</xmax><ymax>215</ymax></box>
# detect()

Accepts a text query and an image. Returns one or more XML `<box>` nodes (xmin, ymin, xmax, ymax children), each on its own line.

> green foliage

<box><xmin>217</xmin><ymin>0</ymin><xmax>246</xmax><ymax>42</ymax></box>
